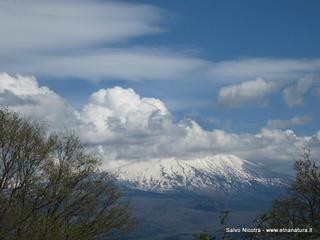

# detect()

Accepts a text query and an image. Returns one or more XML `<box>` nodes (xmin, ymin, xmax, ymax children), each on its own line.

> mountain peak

<box><xmin>112</xmin><ymin>154</ymin><xmax>286</xmax><ymax>193</ymax></box>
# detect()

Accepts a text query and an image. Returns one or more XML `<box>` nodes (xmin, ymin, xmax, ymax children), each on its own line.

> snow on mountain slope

<box><xmin>111</xmin><ymin>154</ymin><xmax>286</xmax><ymax>193</ymax></box>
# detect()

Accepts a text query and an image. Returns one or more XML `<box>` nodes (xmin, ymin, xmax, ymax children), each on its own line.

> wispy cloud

<box><xmin>210</xmin><ymin>58</ymin><xmax>320</xmax><ymax>82</ymax></box>
<box><xmin>266</xmin><ymin>115</ymin><xmax>312</xmax><ymax>129</ymax></box>
<box><xmin>216</xmin><ymin>78</ymin><xmax>280</xmax><ymax>108</ymax></box>
<box><xmin>1</xmin><ymin>1</ymin><xmax>320</xmax><ymax>85</ymax></box>
<box><xmin>3</xmin><ymin>47</ymin><xmax>209</xmax><ymax>82</ymax></box>
<box><xmin>0</xmin><ymin>0</ymin><xmax>163</xmax><ymax>54</ymax></box>
<box><xmin>283</xmin><ymin>75</ymin><xmax>315</xmax><ymax>107</ymax></box>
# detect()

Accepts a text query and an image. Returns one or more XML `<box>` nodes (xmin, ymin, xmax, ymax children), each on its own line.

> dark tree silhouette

<box><xmin>0</xmin><ymin>109</ymin><xmax>136</xmax><ymax>240</ymax></box>
<box><xmin>248</xmin><ymin>148</ymin><xmax>320</xmax><ymax>240</ymax></box>
<box><xmin>198</xmin><ymin>148</ymin><xmax>320</xmax><ymax>240</ymax></box>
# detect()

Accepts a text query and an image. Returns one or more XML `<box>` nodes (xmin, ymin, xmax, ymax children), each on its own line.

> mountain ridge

<box><xmin>111</xmin><ymin>154</ymin><xmax>287</xmax><ymax>194</ymax></box>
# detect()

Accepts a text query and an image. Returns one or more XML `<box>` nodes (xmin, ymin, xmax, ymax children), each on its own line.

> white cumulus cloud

<box><xmin>0</xmin><ymin>73</ymin><xmax>78</xmax><ymax>130</ymax></box>
<box><xmin>79</xmin><ymin>87</ymin><xmax>170</xmax><ymax>145</ymax></box>
<box><xmin>0</xmin><ymin>73</ymin><xmax>319</xmax><ymax>173</ymax></box>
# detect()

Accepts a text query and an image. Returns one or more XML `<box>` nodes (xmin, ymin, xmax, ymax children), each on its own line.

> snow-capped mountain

<box><xmin>112</xmin><ymin>154</ymin><xmax>287</xmax><ymax>193</ymax></box>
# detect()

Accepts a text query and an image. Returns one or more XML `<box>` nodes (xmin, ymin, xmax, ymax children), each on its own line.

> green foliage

<box><xmin>197</xmin><ymin>210</ymin><xmax>234</xmax><ymax>240</ymax></box>
<box><xmin>0</xmin><ymin>109</ymin><xmax>136</xmax><ymax>240</ymax></box>
<box><xmin>219</xmin><ymin>210</ymin><xmax>230</xmax><ymax>226</ymax></box>
<box><xmin>199</xmin><ymin>231</ymin><xmax>213</xmax><ymax>240</ymax></box>
<box><xmin>248</xmin><ymin>148</ymin><xmax>320</xmax><ymax>240</ymax></box>
<box><xmin>219</xmin><ymin>210</ymin><xmax>235</xmax><ymax>240</ymax></box>
<box><xmin>199</xmin><ymin>148</ymin><xmax>320</xmax><ymax>240</ymax></box>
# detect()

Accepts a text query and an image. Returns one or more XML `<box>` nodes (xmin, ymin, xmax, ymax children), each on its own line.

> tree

<box><xmin>0</xmin><ymin>109</ymin><xmax>136</xmax><ymax>240</ymax></box>
<box><xmin>197</xmin><ymin>210</ymin><xmax>231</xmax><ymax>240</ymax></box>
<box><xmin>199</xmin><ymin>232</ymin><xmax>213</xmax><ymax>240</ymax></box>
<box><xmin>199</xmin><ymin>148</ymin><xmax>320</xmax><ymax>240</ymax></box>
<box><xmin>248</xmin><ymin>148</ymin><xmax>320</xmax><ymax>240</ymax></box>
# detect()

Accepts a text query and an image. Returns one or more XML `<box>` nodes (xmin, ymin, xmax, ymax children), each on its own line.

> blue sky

<box><xmin>34</xmin><ymin>0</ymin><xmax>320</xmax><ymax>134</ymax></box>
<box><xmin>0</xmin><ymin>0</ymin><xmax>319</xmax><ymax>171</ymax></box>
<box><xmin>137</xmin><ymin>0</ymin><xmax>320</xmax><ymax>59</ymax></box>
